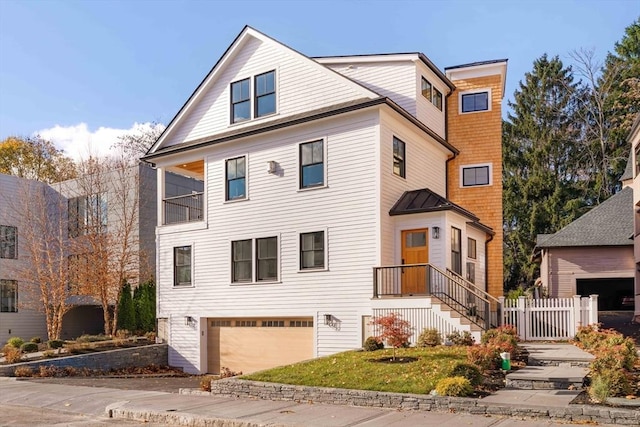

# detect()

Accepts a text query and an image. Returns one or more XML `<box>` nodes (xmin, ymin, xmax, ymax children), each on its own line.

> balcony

<box><xmin>373</xmin><ymin>263</ymin><xmax>500</xmax><ymax>330</ymax></box>
<box><xmin>163</xmin><ymin>192</ymin><xmax>203</xmax><ymax>225</ymax></box>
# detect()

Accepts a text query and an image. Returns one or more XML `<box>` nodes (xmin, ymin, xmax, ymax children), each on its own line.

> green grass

<box><xmin>241</xmin><ymin>346</ymin><xmax>467</xmax><ymax>394</ymax></box>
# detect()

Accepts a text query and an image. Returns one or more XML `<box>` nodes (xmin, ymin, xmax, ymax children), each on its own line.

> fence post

<box><xmin>571</xmin><ymin>295</ymin><xmax>581</xmax><ymax>337</ymax></box>
<box><xmin>589</xmin><ymin>294</ymin><xmax>599</xmax><ymax>327</ymax></box>
<box><xmin>517</xmin><ymin>296</ymin><xmax>526</xmax><ymax>341</ymax></box>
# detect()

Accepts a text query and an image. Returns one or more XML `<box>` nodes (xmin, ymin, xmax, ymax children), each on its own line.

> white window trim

<box><xmin>297</xmin><ymin>227</ymin><xmax>329</xmax><ymax>273</ymax></box>
<box><xmin>229</xmin><ymin>234</ymin><xmax>281</xmax><ymax>285</ymax></box>
<box><xmin>460</xmin><ymin>163</ymin><xmax>493</xmax><ymax>188</ymax></box>
<box><xmin>228</xmin><ymin>68</ymin><xmax>279</xmax><ymax>127</ymax></box>
<box><xmin>223</xmin><ymin>153</ymin><xmax>250</xmax><ymax>203</ymax></box>
<box><xmin>173</xmin><ymin>243</ymin><xmax>195</xmax><ymax>288</ymax></box>
<box><xmin>297</xmin><ymin>137</ymin><xmax>328</xmax><ymax>191</ymax></box>
<box><xmin>458</xmin><ymin>88</ymin><xmax>492</xmax><ymax>114</ymax></box>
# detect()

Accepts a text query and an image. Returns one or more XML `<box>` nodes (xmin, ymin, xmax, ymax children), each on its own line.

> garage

<box><xmin>577</xmin><ymin>278</ymin><xmax>634</xmax><ymax>311</ymax></box>
<box><xmin>207</xmin><ymin>317</ymin><xmax>314</xmax><ymax>374</ymax></box>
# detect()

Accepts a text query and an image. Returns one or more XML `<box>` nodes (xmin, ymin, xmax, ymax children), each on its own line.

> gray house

<box><xmin>536</xmin><ymin>185</ymin><xmax>634</xmax><ymax>311</ymax></box>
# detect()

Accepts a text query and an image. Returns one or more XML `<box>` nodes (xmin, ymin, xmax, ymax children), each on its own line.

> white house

<box><xmin>143</xmin><ymin>26</ymin><xmax>506</xmax><ymax>375</ymax></box>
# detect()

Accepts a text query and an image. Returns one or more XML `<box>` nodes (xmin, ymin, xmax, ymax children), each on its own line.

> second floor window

<box><xmin>226</xmin><ymin>156</ymin><xmax>246</xmax><ymax>200</ymax></box>
<box><xmin>461</xmin><ymin>91</ymin><xmax>489</xmax><ymax>113</ymax></box>
<box><xmin>0</xmin><ymin>279</ymin><xmax>17</xmax><ymax>313</ymax></box>
<box><xmin>462</xmin><ymin>165</ymin><xmax>490</xmax><ymax>187</ymax></box>
<box><xmin>421</xmin><ymin>77</ymin><xmax>432</xmax><ymax>100</ymax></box>
<box><xmin>232</xmin><ymin>237</ymin><xmax>278</xmax><ymax>283</ymax></box>
<box><xmin>300</xmin><ymin>231</ymin><xmax>325</xmax><ymax>270</ymax></box>
<box><xmin>174</xmin><ymin>246</ymin><xmax>192</xmax><ymax>287</ymax></box>
<box><xmin>0</xmin><ymin>225</ymin><xmax>17</xmax><ymax>259</ymax></box>
<box><xmin>68</xmin><ymin>193</ymin><xmax>107</xmax><ymax>238</ymax></box>
<box><xmin>468</xmin><ymin>237</ymin><xmax>477</xmax><ymax>259</ymax></box>
<box><xmin>231</xmin><ymin>78</ymin><xmax>250</xmax><ymax>123</ymax></box>
<box><xmin>300</xmin><ymin>140</ymin><xmax>324</xmax><ymax>189</ymax></box>
<box><xmin>255</xmin><ymin>70</ymin><xmax>276</xmax><ymax>117</ymax></box>
<box><xmin>393</xmin><ymin>137</ymin><xmax>405</xmax><ymax>178</ymax></box>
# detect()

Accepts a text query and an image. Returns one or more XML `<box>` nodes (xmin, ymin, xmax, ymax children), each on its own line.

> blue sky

<box><xmin>0</xmin><ymin>0</ymin><xmax>637</xmax><ymax>159</ymax></box>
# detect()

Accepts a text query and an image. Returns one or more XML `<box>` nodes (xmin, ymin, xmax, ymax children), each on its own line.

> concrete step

<box><xmin>505</xmin><ymin>365</ymin><xmax>588</xmax><ymax>390</ymax></box>
<box><xmin>521</xmin><ymin>343</ymin><xmax>594</xmax><ymax>367</ymax></box>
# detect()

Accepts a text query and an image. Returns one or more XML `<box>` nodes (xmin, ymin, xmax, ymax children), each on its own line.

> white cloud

<box><xmin>34</xmin><ymin>122</ymin><xmax>161</xmax><ymax>162</ymax></box>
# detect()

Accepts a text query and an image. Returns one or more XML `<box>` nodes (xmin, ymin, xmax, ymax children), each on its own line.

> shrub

<box><xmin>449</xmin><ymin>362</ymin><xmax>483</xmax><ymax>387</ymax></box>
<box><xmin>65</xmin><ymin>343</ymin><xmax>84</xmax><ymax>354</ymax></box>
<box><xmin>416</xmin><ymin>328</ymin><xmax>441</xmax><ymax>347</ymax></box>
<box><xmin>481</xmin><ymin>325</ymin><xmax>518</xmax><ymax>344</ymax></box>
<box><xmin>134</xmin><ymin>280</ymin><xmax>156</xmax><ymax>332</ymax></box>
<box><xmin>505</xmin><ymin>287</ymin><xmax>527</xmax><ymax>300</ymax></box>
<box><xmin>370</xmin><ymin>313</ymin><xmax>413</xmax><ymax>360</ymax></box>
<box><xmin>47</xmin><ymin>339</ymin><xmax>64</xmax><ymax>349</ymax></box>
<box><xmin>363</xmin><ymin>336</ymin><xmax>384</xmax><ymax>351</ymax></box>
<box><xmin>588</xmin><ymin>373</ymin><xmax>611</xmax><ymax>403</ymax></box>
<box><xmin>117</xmin><ymin>282</ymin><xmax>136</xmax><ymax>332</ymax></box>
<box><xmin>29</xmin><ymin>337</ymin><xmax>41</xmax><ymax>344</ymax></box>
<box><xmin>115</xmin><ymin>329</ymin><xmax>130</xmax><ymax>339</ymax></box>
<box><xmin>14</xmin><ymin>366</ymin><xmax>33</xmax><ymax>377</ymax></box>
<box><xmin>435</xmin><ymin>376</ymin><xmax>473</xmax><ymax>397</ymax></box>
<box><xmin>199</xmin><ymin>375</ymin><xmax>216</xmax><ymax>392</ymax></box>
<box><xmin>446</xmin><ymin>330</ymin><xmax>475</xmax><ymax>346</ymax></box>
<box><xmin>20</xmin><ymin>342</ymin><xmax>39</xmax><ymax>353</ymax></box>
<box><xmin>220</xmin><ymin>367</ymin><xmax>242</xmax><ymax>378</ymax></box>
<box><xmin>589</xmin><ymin>369</ymin><xmax>632</xmax><ymax>400</ymax></box>
<box><xmin>2</xmin><ymin>345</ymin><xmax>22</xmax><ymax>364</ymax></box>
<box><xmin>42</xmin><ymin>350</ymin><xmax>56</xmax><ymax>358</ymax></box>
<box><xmin>38</xmin><ymin>365</ymin><xmax>60</xmax><ymax>377</ymax></box>
<box><xmin>467</xmin><ymin>345</ymin><xmax>500</xmax><ymax>371</ymax></box>
<box><xmin>7</xmin><ymin>337</ymin><xmax>24</xmax><ymax>349</ymax></box>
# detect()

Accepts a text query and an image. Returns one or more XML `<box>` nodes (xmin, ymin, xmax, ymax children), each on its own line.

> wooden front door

<box><xmin>401</xmin><ymin>229</ymin><xmax>429</xmax><ymax>294</ymax></box>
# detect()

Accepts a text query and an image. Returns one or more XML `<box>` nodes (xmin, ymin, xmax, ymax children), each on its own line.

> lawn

<box><xmin>241</xmin><ymin>346</ymin><xmax>468</xmax><ymax>395</ymax></box>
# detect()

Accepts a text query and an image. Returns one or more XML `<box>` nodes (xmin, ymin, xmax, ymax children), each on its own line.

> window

<box><xmin>466</xmin><ymin>262</ymin><xmax>476</xmax><ymax>284</ymax></box>
<box><xmin>392</xmin><ymin>137</ymin><xmax>406</xmax><ymax>178</ymax></box>
<box><xmin>421</xmin><ymin>77</ymin><xmax>432</xmax><ymax>100</ymax></box>
<box><xmin>174</xmin><ymin>246</ymin><xmax>192</xmax><ymax>287</ymax></box>
<box><xmin>300</xmin><ymin>231</ymin><xmax>325</xmax><ymax>270</ymax></box>
<box><xmin>290</xmin><ymin>320</ymin><xmax>313</xmax><ymax>327</ymax></box>
<box><xmin>467</xmin><ymin>238</ymin><xmax>477</xmax><ymax>259</ymax></box>
<box><xmin>68</xmin><ymin>194</ymin><xmax>107</xmax><ymax>237</ymax></box>
<box><xmin>255</xmin><ymin>70</ymin><xmax>276</xmax><ymax>117</ymax></box>
<box><xmin>231</xmin><ymin>78</ymin><xmax>250</xmax><ymax>123</ymax></box>
<box><xmin>300</xmin><ymin>140</ymin><xmax>324</xmax><ymax>188</ymax></box>
<box><xmin>451</xmin><ymin>227</ymin><xmax>462</xmax><ymax>275</ymax></box>
<box><xmin>232</xmin><ymin>237</ymin><xmax>279</xmax><ymax>283</ymax></box>
<box><xmin>256</xmin><ymin>237</ymin><xmax>277</xmax><ymax>282</ymax></box>
<box><xmin>236</xmin><ymin>320</ymin><xmax>257</xmax><ymax>327</ymax></box>
<box><xmin>0</xmin><ymin>280</ymin><xmax>17</xmax><ymax>313</ymax></box>
<box><xmin>232</xmin><ymin>239</ymin><xmax>252</xmax><ymax>283</ymax></box>
<box><xmin>461</xmin><ymin>91</ymin><xmax>489</xmax><ymax>113</ymax></box>
<box><xmin>226</xmin><ymin>156</ymin><xmax>246</xmax><ymax>200</ymax></box>
<box><xmin>433</xmin><ymin>88</ymin><xmax>443</xmax><ymax>110</ymax></box>
<box><xmin>211</xmin><ymin>320</ymin><xmax>232</xmax><ymax>327</ymax></box>
<box><xmin>462</xmin><ymin>165</ymin><xmax>491</xmax><ymax>187</ymax></box>
<box><xmin>0</xmin><ymin>225</ymin><xmax>17</xmax><ymax>259</ymax></box>
<box><xmin>262</xmin><ymin>320</ymin><xmax>285</xmax><ymax>327</ymax></box>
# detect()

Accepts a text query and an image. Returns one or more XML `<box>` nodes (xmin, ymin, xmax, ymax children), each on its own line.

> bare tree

<box><xmin>112</xmin><ymin>122</ymin><xmax>165</xmax><ymax>161</ymax></box>
<box><xmin>5</xmin><ymin>180</ymin><xmax>75</xmax><ymax>340</ymax></box>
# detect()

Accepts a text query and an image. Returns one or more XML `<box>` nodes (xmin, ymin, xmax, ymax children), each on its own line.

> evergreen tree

<box><xmin>503</xmin><ymin>54</ymin><xmax>585</xmax><ymax>289</ymax></box>
<box><xmin>117</xmin><ymin>282</ymin><xmax>136</xmax><ymax>332</ymax></box>
<box><xmin>134</xmin><ymin>280</ymin><xmax>156</xmax><ymax>332</ymax></box>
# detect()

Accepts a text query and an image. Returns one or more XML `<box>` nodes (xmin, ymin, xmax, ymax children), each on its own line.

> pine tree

<box><xmin>117</xmin><ymin>282</ymin><xmax>135</xmax><ymax>332</ymax></box>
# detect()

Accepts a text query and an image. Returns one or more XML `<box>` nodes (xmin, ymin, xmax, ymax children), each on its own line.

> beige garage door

<box><xmin>207</xmin><ymin>318</ymin><xmax>314</xmax><ymax>375</ymax></box>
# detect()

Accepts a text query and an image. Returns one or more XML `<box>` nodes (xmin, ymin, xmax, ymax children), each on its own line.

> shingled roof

<box><xmin>620</xmin><ymin>154</ymin><xmax>633</xmax><ymax>182</ymax></box>
<box><xmin>536</xmin><ymin>186</ymin><xmax>633</xmax><ymax>248</ymax></box>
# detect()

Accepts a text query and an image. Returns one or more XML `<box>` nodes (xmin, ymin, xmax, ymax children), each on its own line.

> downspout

<box><xmin>485</xmin><ymin>232</ymin><xmax>494</xmax><ymax>294</ymax></box>
<box><xmin>444</xmin><ymin>87</ymin><xmax>456</xmax><ymax>199</ymax></box>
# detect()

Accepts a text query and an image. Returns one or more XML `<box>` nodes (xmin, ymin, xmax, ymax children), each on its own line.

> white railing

<box><xmin>499</xmin><ymin>295</ymin><xmax>598</xmax><ymax>341</ymax></box>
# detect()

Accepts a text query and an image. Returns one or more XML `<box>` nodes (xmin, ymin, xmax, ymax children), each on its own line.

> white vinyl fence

<box><xmin>499</xmin><ymin>295</ymin><xmax>598</xmax><ymax>341</ymax></box>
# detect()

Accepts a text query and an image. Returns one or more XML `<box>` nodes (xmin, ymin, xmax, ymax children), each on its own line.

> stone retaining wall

<box><xmin>0</xmin><ymin>344</ymin><xmax>168</xmax><ymax>376</ymax></box>
<box><xmin>206</xmin><ymin>379</ymin><xmax>640</xmax><ymax>425</ymax></box>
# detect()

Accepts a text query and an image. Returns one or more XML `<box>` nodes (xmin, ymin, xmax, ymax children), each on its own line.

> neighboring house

<box><xmin>143</xmin><ymin>26</ymin><xmax>506</xmax><ymax>375</ymax></box>
<box><xmin>536</xmin><ymin>185</ymin><xmax>634</xmax><ymax>311</ymax></box>
<box><xmin>631</xmin><ymin>114</ymin><xmax>640</xmax><ymax>323</ymax></box>
<box><xmin>0</xmin><ymin>164</ymin><xmax>200</xmax><ymax>343</ymax></box>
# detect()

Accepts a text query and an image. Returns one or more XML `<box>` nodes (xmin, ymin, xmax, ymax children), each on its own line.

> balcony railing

<box><xmin>373</xmin><ymin>263</ymin><xmax>501</xmax><ymax>330</ymax></box>
<box><xmin>163</xmin><ymin>192</ymin><xmax>203</xmax><ymax>225</ymax></box>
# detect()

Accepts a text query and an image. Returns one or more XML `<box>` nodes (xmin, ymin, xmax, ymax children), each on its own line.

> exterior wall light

<box><xmin>432</xmin><ymin>227</ymin><xmax>440</xmax><ymax>239</ymax></box>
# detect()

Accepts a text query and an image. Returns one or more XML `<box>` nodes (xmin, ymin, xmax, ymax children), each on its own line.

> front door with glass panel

<box><xmin>401</xmin><ymin>229</ymin><xmax>429</xmax><ymax>294</ymax></box>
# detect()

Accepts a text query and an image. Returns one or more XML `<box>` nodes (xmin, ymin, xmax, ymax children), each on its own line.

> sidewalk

<box><xmin>0</xmin><ymin>377</ymin><xmax>626</xmax><ymax>427</ymax></box>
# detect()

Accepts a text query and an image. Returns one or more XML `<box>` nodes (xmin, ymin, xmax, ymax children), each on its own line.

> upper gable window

<box><xmin>460</xmin><ymin>90</ymin><xmax>490</xmax><ymax>113</ymax></box>
<box><xmin>392</xmin><ymin>137</ymin><xmax>406</xmax><ymax>178</ymax></box>
<box><xmin>0</xmin><ymin>225</ymin><xmax>17</xmax><ymax>259</ymax></box>
<box><xmin>300</xmin><ymin>140</ymin><xmax>324</xmax><ymax>189</ymax></box>
<box><xmin>231</xmin><ymin>78</ymin><xmax>251</xmax><ymax>123</ymax></box>
<box><xmin>255</xmin><ymin>71</ymin><xmax>276</xmax><ymax>118</ymax></box>
<box><xmin>421</xmin><ymin>77</ymin><xmax>442</xmax><ymax>111</ymax></box>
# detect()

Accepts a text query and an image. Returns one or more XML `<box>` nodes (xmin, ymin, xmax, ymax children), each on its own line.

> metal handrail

<box><xmin>163</xmin><ymin>192</ymin><xmax>203</xmax><ymax>225</ymax></box>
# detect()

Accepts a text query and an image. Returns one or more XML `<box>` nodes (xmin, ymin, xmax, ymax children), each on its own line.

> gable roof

<box><xmin>620</xmin><ymin>153</ymin><xmax>633</xmax><ymax>182</ymax></box>
<box><xmin>146</xmin><ymin>26</ymin><xmax>379</xmax><ymax>155</ymax></box>
<box><xmin>536</xmin><ymin>186</ymin><xmax>633</xmax><ymax>248</ymax></box>
<box><xmin>389</xmin><ymin>188</ymin><xmax>493</xmax><ymax>235</ymax></box>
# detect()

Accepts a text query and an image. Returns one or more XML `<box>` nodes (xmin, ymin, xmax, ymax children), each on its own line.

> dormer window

<box><xmin>230</xmin><ymin>70</ymin><xmax>276</xmax><ymax>124</ymax></box>
<box><xmin>421</xmin><ymin>77</ymin><xmax>442</xmax><ymax>111</ymax></box>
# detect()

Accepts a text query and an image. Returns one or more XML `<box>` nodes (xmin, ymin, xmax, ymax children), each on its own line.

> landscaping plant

<box><xmin>20</xmin><ymin>342</ymin><xmax>39</xmax><ymax>353</ymax></box>
<box><xmin>446</xmin><ymin>330</ymin><xmax>475</xmax><ymax>346</ymax></box>
<box><xmin>1</xmin><ymin>345</ymin><xmax>22</xmax><ymax>364</ymax></box>
<box><xmin>363</xmin><ymin>336</ymin><xmax>384</xmax><ymax>351</ymax></box>
<box><xmin>416</xmin><ymin>328</ymin><xmax>441</xmax><ymax>347</ymax></box>
<box><xmin>7</xmin><ymin>337</ymin><xmax>24</xmax><ymax>349</ymax></box>
<box><xmin>449</xmin><ymin>362</ymin><xmax>483</xmax><ymax>387</ymax></box>
<box><xmin>434</xmin><ymin>376</ymin><xmax>473</xmax><ymax>397</ymax></box>
<box><xmin>370</xmin><ymin>312</ymin><xmax>413</xmax><ymax>360</ymax></box>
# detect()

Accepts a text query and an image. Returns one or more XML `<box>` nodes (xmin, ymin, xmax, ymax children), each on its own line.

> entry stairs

<box><xmin>506</xmin><ymin>343</ymin><xmax>593</xmax><ymax>390</ymax></box>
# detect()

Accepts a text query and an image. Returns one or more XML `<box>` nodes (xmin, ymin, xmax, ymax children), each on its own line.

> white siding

<box><xmin>378</xmin><ymin>108</ymin><xmax>449</xmax><ymax>267</ymax></box>
<box><xmin>163</xmin><ymin>36</ymin><xmax>374</xmax><ymax>147</ymax></box>
<box><xmin>415</xmin><ymin>62</ymin><xmax>447</xmax><ymax>139</ymax></box>
<box><xmin>325</xmin><ymin>62</ymin><xmax>417</xmax><ymax>116</ymax></box>
<box><xmin>0</xmin><ymin>174</ymin><xmax>50</xmax><ymax>344</ymax></box>
<box><xmin>156</xmin><ymin>111</ymin><xmax>380</xmax><ymax>372</ymax></box>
